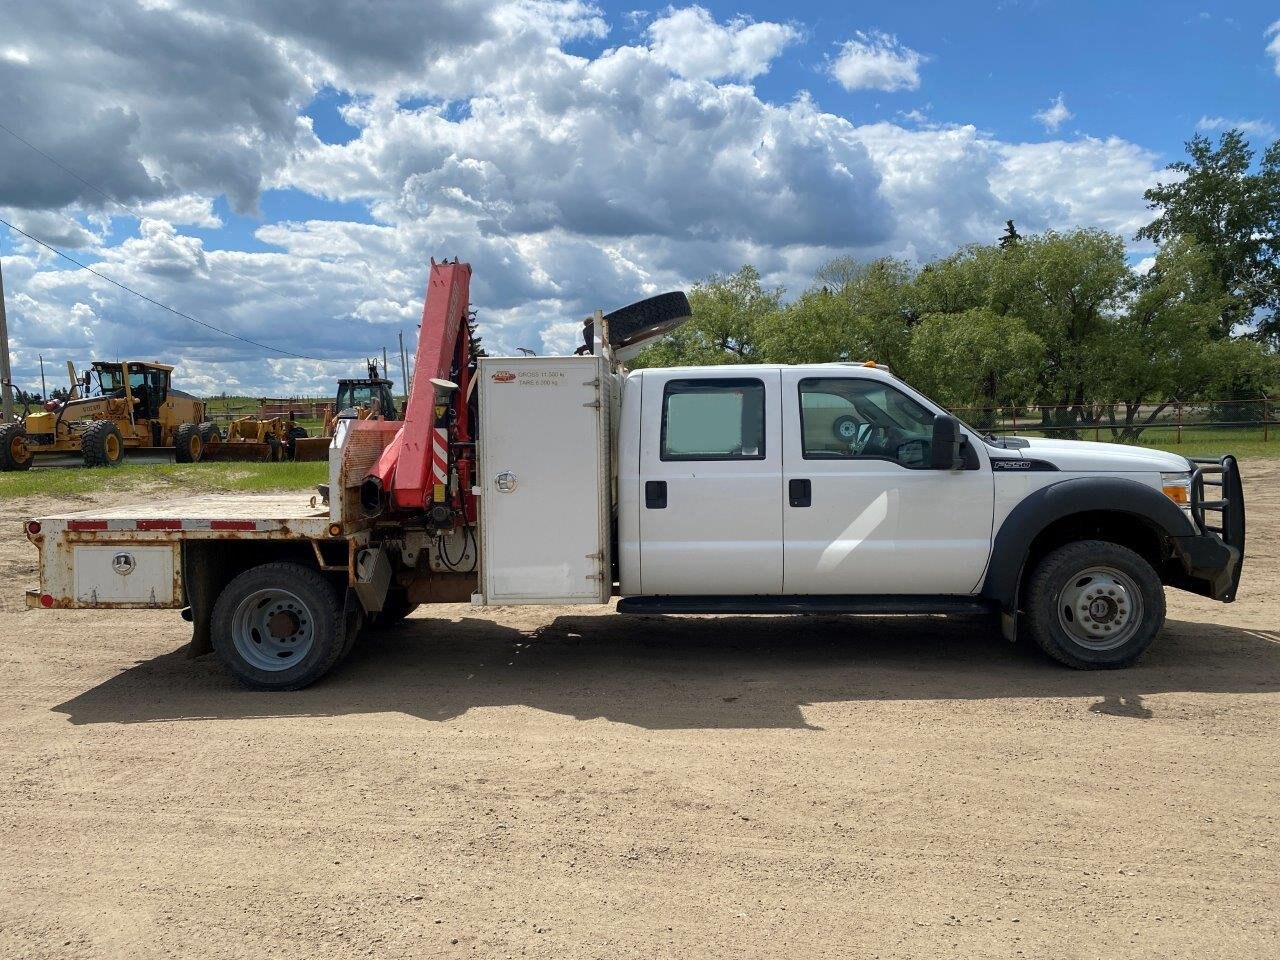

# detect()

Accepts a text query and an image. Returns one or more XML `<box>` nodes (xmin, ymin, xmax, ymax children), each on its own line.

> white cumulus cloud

<box><xmin>1266</xmin><ymin>20</ymin><xmax>1280</xmax><ymax>75</ymax></box>
<box><xmin>0</xmin><ymin>2</ymin><xmax>1174</xmax><ymax>395</ymax></box>
<box><xmin>646</xmin><ymin>6</ymin><xmax>798</xmax><ymax>81</ymax></box>
<box><xmin>1033</xmin><ymin>93</ymin><xmax>1073</xmax><ymax>132</ymax></box>
<box><xmin>829</xmin><ymin>31</ymin><xmax>925</xmax><ymax>92</ymax></box>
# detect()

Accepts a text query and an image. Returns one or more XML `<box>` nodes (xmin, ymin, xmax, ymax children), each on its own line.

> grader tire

<box><xmin>82</xmin><ymin>420</ymin><xmax>125</xmax><ymax>467</ymax></box>
<box><xmin>174</xmin><ymin>423</ymin><xmax>202</xmax><ymax>463</ymax></box>
<box><xmin>286</xmin><ymin>426</ymin><xmax>308</xmax><ymax>461</ymax></box>
<box><xmin>198</xmin><ymin>421</ymin><xmax>221</xmax><ymax>446</ymax></box>
<box><xmin>0</xmin><ymin>422</ymin><xmax>34</xmax><ymax>471</ymax></box>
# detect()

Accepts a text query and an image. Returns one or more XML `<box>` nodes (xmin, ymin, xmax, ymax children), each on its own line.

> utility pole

<box><xmin>382</xmin><ymin>346</ymin><xmax>390</xmax><ymax>390</ymax></box>
<box><xmin>38</xmin><ymin>354</ymin><xmax>46</xmax><ymax>400</ymax></box>
<box><xmin>398</xmin><ymin>330</ymin><xmax>410</xmax><ymax>403</ymax></box>
<box><xmin>0</xmin><ymin>255</ymin><xmax>12</xmax><ymax>421</ymax></box>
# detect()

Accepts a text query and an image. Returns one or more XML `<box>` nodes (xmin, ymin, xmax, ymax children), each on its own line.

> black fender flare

<box><xmin>981</xmin><ymin>476</ymin><xmax>1195</xmax><ymax>611</ymax></box>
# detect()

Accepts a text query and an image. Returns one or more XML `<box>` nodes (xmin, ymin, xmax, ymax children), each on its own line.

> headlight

<box><xmin>1161</xmin><ymin>471</ymin><xmax>1192</xmax><ymax>513</ymax></box>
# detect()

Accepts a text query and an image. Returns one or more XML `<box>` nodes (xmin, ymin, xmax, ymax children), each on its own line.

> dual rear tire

<box><xmin>210</xmin><ymin>564</ymin><xmax>418</xmax><ymax>690</ymax></box>
<box><xmin>211</xmin><ymin>562</ymin><xmax>349</xmax><ymax>690</ymax></box>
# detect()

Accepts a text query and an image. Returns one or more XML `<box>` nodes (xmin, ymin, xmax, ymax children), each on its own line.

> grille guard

<box><xmin>1189</xmin><ymin>455</ymin><xmax>1246</xmax><ymax>596</ymax></box>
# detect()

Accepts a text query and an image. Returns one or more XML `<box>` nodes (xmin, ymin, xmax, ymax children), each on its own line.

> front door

<box><xmin>781</xmin><ymin>371</ymin><xmax>995</xmax><ymax>595</ymax></box>
<box><xmin>638</xmin><ymin>369</ymin><xmax>783</xmax><ymax>595</ymax></box>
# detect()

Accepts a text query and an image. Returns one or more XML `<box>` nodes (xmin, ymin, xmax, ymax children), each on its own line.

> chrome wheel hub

<box><xmin>1057</xmin><ymin>566</ymin><xmax>1143</xmax><ymax>651</ymax></box>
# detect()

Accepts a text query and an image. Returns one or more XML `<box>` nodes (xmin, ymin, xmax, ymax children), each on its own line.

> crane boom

<box><xmin>367</xmin><ymin>259</ymin><xmax>473</xmax><ymax>513</ymax></box>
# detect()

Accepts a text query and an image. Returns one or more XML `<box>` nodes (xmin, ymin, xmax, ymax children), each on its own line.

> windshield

<box><xmin>336</xmin><ymin>382</ymin><xmax>396</xmax><ymax>418</ymax></box>
<box><xmin>94</xmin><ymin>366</ymin><xmax>124</xmax><ymax>395</ymax></box>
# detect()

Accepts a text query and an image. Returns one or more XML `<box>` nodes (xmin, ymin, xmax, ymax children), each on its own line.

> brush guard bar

<box><xmin>1185</xmin><ymin>455</ymin><xmax>1246</xmax><ymax>601</ymax></box>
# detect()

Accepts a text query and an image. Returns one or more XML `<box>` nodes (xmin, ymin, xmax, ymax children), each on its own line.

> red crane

<box><xmin>367</xmin><ymin>259</ymin><xmax>475</xmax><ymax>520</ymax></box>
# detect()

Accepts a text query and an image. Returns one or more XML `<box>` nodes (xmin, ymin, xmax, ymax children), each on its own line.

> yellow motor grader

<box><xmin>201</xmin><ymin>414</ymin><xmax>310</xmax><ymax>462</ymax></box>
<box><xmin>0</xmin><ymin>361</ymin><xmax>217</xmax><ymax>470</ymax></box>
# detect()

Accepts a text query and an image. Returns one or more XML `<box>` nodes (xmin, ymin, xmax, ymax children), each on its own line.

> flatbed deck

<box><xmin>25</xmin><ymin>494</ymin><xmax>344</xmax><ymax>610</ymax></box>
<box><xmin>33</xmin><ymin>493</ymin><xmax>330</xmax><ymax>536</ymax></box>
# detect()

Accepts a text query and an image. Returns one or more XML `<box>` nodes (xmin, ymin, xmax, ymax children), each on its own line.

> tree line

<box><xmin>635</xmin><ymin>130</ymin><xmax>1280</xmax><ymax>439</ymax></box>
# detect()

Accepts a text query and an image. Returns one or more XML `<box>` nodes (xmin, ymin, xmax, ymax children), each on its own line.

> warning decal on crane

<box><xmin>431</xmin><ymin>427</ymin><xmax>449</xmax><ymax>492</ymax></box>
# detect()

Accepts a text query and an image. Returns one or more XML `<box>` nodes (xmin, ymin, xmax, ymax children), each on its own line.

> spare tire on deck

<box><xmin>581</xmin><ymin>291</ymin><xmax>691</xmax><ymax>355</ymax></box>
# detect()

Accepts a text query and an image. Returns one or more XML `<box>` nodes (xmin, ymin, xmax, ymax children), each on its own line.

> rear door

<box><xmin>638</xmin><ymin>369</ymin><xmax>783</xmax><ymax>595</ymax></box>
<box><xmin>781</xmin><ymin>370</ymin><xmax>995</xmax><ymax>595</ymax></box>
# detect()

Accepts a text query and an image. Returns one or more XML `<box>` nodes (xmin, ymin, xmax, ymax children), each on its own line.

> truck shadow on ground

<box><xmin>53</xmin><ymin>613</ymin><xmax>1280</xmax><ymax>728</ymax></box>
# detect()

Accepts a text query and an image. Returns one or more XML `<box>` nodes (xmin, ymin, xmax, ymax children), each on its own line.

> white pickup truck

<box><xmin>21</xmin><ymin>269</ymin><xmax>1246</xmax><ymax>689</ymax></box>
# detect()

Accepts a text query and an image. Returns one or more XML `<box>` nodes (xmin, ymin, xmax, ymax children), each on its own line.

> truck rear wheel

<box><xmin>82</xmin><ymin>420</ymin><xmax>125</xmax><ymax>467</ymax></box>
<box><xmin>211</xmin><ymin>562</ymin><xmax>346</xmax><ymax>690</ymax></box>
<box><xmin>1024</xmin><ymin>540</ymin><xmax>1165</xmax><ymax>669</ymax></box>
<box><xmin>0</xmin><ymin>422</ymin><xmax>33</xmax><ymax>471</ymax></box>
<box><xmin>174</xmin><ymin>423</ymin><xmax>202</xmax><ymax>463</ymax></box>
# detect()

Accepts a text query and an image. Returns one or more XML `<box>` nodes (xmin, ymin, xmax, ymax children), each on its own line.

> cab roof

<box><xmin>91</xmin><ymin>360</ymin><xmax>175</xmax><ymax>373</ymax></box>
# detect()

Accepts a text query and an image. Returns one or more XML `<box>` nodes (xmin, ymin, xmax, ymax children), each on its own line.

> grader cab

<box><xmin>0</xmin><ymin>361</ymin><xmax>217</xmax><ymax>470</ymax></box>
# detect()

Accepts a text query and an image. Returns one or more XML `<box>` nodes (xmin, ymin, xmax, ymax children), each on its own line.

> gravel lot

<box><xmin>1</xmin><ymin>463</ymin><xmax>1277</xmax><ymax>959</ymax></box>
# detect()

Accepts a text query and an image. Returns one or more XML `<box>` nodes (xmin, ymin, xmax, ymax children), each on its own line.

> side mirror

<box><xmin>931</xmin><ymin>414</ymin><xmax>964</xmax><ymax>470</ymax></box>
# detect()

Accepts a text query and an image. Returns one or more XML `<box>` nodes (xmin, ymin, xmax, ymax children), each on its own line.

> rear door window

<box><xmin>661</xmin><ymin>378</ymin><xmax>766</xmax><ymax>461</ymax></box>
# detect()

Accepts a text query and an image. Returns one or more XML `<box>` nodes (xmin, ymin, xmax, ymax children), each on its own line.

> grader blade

<box><xmin>199</xmin><ymin>441</ymin><xmax>273</xmax><ymax>462</ymax></box>
<box><xmin>291</xmin><ymin>437</ymin><xmax>331</xmax><ymax>462</ymax></box>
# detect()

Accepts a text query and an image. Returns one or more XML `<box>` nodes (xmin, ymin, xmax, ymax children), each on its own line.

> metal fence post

<box><xmin>1175</xmin><ymin>402</ymin><xmax>1182</xmax><ymax>444</ymax></box>
<box><xmin>1265</xmin><ymin>397</ymin><xmax>1270</xmax><ymax>443</ymax></box>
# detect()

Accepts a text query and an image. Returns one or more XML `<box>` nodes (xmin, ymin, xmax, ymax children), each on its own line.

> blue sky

<box><xmin>1</xmin><ymin>1</ymin><xmax>1278</xmax><ymax>395</ymax></box>
<box><xmin>689</xmin><ymin>2</ymin><xmax>1276</xmax><ymax>151</ymax></box>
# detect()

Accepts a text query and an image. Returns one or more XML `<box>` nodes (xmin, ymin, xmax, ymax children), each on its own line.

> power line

<box><xmin>0</xmin><ymin>118</ymin><xmax>378</xmax><ymax>338</ymax></box>
<box><xmin>0</xmin><ymin>120</ymin><xmax>120</xmax><ymax>209</ymax></box>
<box><xmin>0</xmin><ymin>216</ymin><xmax>331</xmax><ymax>361</ymax></box>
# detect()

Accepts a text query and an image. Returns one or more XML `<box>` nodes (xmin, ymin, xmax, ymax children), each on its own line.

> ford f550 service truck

<box><xmin>22</xmin><ymin>260</ymin><xmax>1246</xmax><ymax>689</ymax></box>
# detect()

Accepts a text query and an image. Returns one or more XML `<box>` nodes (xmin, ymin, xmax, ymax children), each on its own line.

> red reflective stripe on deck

<box><xmin>210</xmin><ymin>520</ymin><xmax>257</xmax><ymax>530</ymax></box>
<box><xmin>67</xmin><ymin>520</ymin><xmax>109</xmax><ymax>531</ymax></box>
<box><xmin>136</xmin><ymin>519</ymin><xmax>182</xmax><ymax>530</ymax></box>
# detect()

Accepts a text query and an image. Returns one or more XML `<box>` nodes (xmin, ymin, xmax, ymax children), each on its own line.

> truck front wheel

<box><xmin>1024</xmin><ymin>540</ymin><xmax>1165</xmax><ymax>669</ymax></box>
<box><xmin>211</xmin><ymin>562</ymin><xmax>346</xmax><ymax>690</ymax></box>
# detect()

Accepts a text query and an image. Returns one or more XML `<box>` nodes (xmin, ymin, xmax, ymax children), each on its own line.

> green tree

<box><xmin>991</xmin><ymin>229</ymin><xmax>1130</xmax><ymax>437</ymax></box>
<box><xmin>757</xmin><ymin>287</ymin><xmax>856</xmax><ymax>364</ymax></box>
<box><xmin>998</xmin><ymin>219</ymin><xmax>1021</xmax><ymax>249</ymax></box>
<box><xmin>1137</xmin><ymin>130</ymin><xmax>1280</xmax><ymax>341</ymax></box>
<box><xmin>906</xmin><ymin>309</ymin><xmax>1043</xmax><ymax>425</ymax></box>
<box><xmin>756</xmin><ymin>257</ymin><xmax>917</xmax><ymax>370</ymax></box>
<box><xmin>912</xmin><ymin>243</ymin><xmax>1004</xmax><ymax>316</ymax></box>
<box><xmin>1097</xmin><ymin>239</ymin><xmax>1230</xmax><ymax>438</ymax></box>
<box><xmin>631</xmin><ymin>265</ymin><xmax>782</xmax><ymax>367</ymax></box>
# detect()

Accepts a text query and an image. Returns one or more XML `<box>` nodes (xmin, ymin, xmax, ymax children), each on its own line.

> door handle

<box><xmin>645</xmin><ymin>480</ymin><xmax>667</xmax><ymax>509</ymax></box>
<box><xmin>789</xmin><ymin>478</ymin><xmax>812</xmax><ymax>508</ymax></box>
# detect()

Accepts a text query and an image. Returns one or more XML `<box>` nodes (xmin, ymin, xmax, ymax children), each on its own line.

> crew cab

<box><xmin>21</xmin><ymin>264</ymin><xmax>1246</xmax><ymax>689</ymax></box>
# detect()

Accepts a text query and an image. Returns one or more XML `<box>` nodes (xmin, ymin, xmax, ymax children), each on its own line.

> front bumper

<box><xmin>1170</xmin><ymin>532</ymin><xmax>1242</xmax><ymax>602</ymax></box>
<box><xmin>1170</xmin><ymin>455</ymin><xmax>1246</xmax><ymax>602</ymax></box>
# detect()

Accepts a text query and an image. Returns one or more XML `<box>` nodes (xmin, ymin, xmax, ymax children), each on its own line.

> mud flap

<box><xmin>340</xmin><ymin>587</ymin><xmax>364</xmax><ymax>660</ymax></box>
<box><xmin>1000</xmin><ymin>610</ymin><xmax>1018</xmax><ymax>643</ymax></box>
<box><xmin>182</xmin><ymin>542</ymin><xmax>215</xmax><ymax>659</ymax></box>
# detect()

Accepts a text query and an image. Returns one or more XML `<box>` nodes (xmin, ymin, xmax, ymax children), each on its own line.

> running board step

<box><xmin>616</xmin><ymin>595</ymin><xmax>995</xmax><ymax>616</ymax></box>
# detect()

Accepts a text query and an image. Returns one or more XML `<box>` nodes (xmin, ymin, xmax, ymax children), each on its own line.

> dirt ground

<box><xmin>1</xmin><ymin>466</ymin><xmax>1277</xmax><ymax>960</ymax></box>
